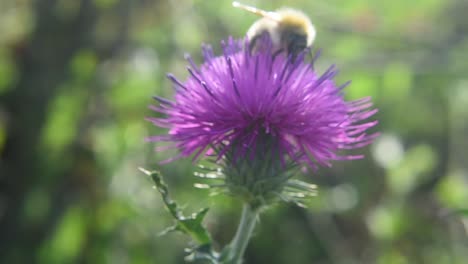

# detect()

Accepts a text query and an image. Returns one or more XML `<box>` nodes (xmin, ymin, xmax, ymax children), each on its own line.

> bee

<box><xmin>232</xmin><ymin>1</ymin><xmax>316</xmax><ymax>57</ymax></box>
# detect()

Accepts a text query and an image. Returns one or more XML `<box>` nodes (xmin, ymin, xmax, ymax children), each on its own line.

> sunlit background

<box><xmin>1</xmin><ymin>0</ymin><xmax>467</xmax><ymax>263</ymax></box>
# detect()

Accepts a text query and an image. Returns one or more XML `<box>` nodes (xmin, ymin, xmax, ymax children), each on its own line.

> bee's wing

<box><xmin>232</xmin><ymin>1</ymin><xmax>281</xmax><ymax>21</ymax></box>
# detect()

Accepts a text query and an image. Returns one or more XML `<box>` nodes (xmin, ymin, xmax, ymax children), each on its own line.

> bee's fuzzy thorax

<box><xmin>276</xmin><ymin>8</ymin><xmax>315</xmax><ymax>46</ymax></box>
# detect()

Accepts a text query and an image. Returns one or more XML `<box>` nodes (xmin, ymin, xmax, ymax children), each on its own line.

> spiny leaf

<box><xmin>185</xmin><ymin>244</ymin><xmax>220</xmax><ymax>264</ymax></box>
<box><xmin>139</xmin><ymin>167</ymin><xmax>212</xmax><ymax>245</ymax></box>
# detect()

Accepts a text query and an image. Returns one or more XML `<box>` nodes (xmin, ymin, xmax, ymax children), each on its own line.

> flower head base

<box><xmin>148</xmin><ymin>36</ymin><xmax>378</xmax><ymax>206</ymax></box>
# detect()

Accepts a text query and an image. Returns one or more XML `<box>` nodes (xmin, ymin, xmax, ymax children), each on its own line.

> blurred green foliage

<box><xmin>0</xmin><ymin>0</ymin><xmax>467</xmax><ymax>263</ymax></box>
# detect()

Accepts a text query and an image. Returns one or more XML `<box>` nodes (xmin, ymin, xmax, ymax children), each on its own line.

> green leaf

<box><xmin>453</xmin><ymin>209</ymin><xmax>468</xmax><ymax>217</ymax></box>
<box><xmin>139</xmin><ymin>168</ymin><xmax>212</xmax><ymax>245</ymax></box>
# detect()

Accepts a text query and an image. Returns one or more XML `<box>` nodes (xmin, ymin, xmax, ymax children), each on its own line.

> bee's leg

<box><xmin>248</xmin><ymin>31</ymin><xmax>271</xmax><ymax>54</ymax></box>
<box><xmin>272</xmin><ymin>48</ymin><xmax>285</xmax><ymax>58</ymax></box>
<box><xmin>248</xmin><ymin>35</ymin><xmax>260</xmax><ymax>53</ymax></box>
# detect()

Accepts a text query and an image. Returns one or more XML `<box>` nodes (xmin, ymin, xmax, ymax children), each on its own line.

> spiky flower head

<box><xmin>148</xmin><ymin>37</ymin><xmax>378</xmax><ymax>207</ymax></box>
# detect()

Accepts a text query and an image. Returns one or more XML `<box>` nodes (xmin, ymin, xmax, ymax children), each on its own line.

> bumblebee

<box><xmin>233</xmin><ymin>1</ymin><xmax>316</xmax><ymax>57</ymax></box>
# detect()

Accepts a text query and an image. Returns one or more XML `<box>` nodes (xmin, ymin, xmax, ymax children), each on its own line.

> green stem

<box><xmin>224</xmin><ymin>204</ymin><xmax>258</xmax><ymax>264</ymax></box>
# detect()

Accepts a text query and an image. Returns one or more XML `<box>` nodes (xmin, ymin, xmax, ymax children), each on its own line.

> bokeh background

<box><xmin>1</xmin><ymin>0</ymin><xmax>467</xmax><ymax>263</ymax></box>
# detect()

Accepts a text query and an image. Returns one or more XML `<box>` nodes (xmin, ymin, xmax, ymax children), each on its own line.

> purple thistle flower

<box><xmin>147</xmin><ymin>37</ymin><xmax>378</xmax><ymax>172</ymax></box>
